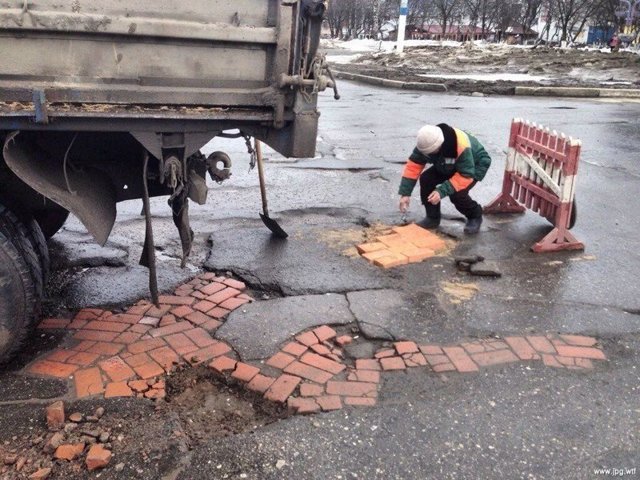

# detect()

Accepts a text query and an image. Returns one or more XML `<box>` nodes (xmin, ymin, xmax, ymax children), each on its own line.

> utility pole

<box><xmin>397</xmin><ymin>0</ymin><xmax>409</xmax><ymax>53</ymax></box>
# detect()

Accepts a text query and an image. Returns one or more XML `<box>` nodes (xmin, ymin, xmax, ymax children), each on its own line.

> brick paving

<box><xmin>30</xmin><ymin>274</ymin><xmax>608</xmax><ymax>416</ymax></box>
<box><xmin>357</xmin><ymin>224</ymin><xmax>447</xmax><ymax>269</ymax></box>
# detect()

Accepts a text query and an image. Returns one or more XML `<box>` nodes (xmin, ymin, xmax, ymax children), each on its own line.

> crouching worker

<box><xmin>398</xmin><ymin>123</ymin><xmax>492</xmax><ymax>234</ymax></box>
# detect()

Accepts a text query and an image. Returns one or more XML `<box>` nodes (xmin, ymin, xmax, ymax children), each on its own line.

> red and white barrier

<box><xmin>484</xmin><ymin>119</ymin><xmax>584</xmax><ymax>253</ymax></box>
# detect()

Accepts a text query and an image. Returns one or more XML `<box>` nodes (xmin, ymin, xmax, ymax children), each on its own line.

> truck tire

<box><xmin>0</xmin><ymin>225</ymin><xmax>38</xmax><ymax>364</ymax></box>
<box><xmin>0</xmin><ymin>205</ymin><xmax>44</xmax><ymax>302</ymax></box>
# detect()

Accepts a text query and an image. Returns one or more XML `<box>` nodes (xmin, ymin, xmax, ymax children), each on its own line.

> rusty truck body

<box><xmin>0</xmin><ymin>0</ymin><xmax>335</xmax><ymax>362</ymax></box>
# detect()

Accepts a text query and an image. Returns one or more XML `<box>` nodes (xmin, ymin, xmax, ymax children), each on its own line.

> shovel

<box><xmin>255</xmin><ymin>139</ymin><xmax>288</xmax><ymax>239</ymax></box>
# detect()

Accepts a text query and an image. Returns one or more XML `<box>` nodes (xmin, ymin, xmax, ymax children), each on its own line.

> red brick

<box><xmin>83</xmin><ymin>320</ymin><xmax>129</xmax><ymax>333</ymax></box>
<box><xmin>526</xmin><ymin>336</ymin><xmax>556</xmax><ymax>354</ymax></box>
<box><xmin>199</xmin><ymin>272</ymin><xmax>217</xmax><ymax>281</ymax></box>
<box><xmin>247</xmin><ymin>374</ymin><xmax>276</xmax><ymax>394</ymax></box>
<box><xmin>344</xmin><ymin>397</ymin><xmax>376</xmax><ymax>407</ymax></box>
<box><xmin>99</xmin><ymin>357</ymin><xmax>136</xmax><ymax>382</ymax></box>
<box><xmin>471</xmin><ymin>349</ymin><xmax>519</xmax><ymax>367</ymax></box>
<box><xmin>313</xmin><ymin>325</ymin><xmax>337</xmax><ymax>342</ymax></box>
<box><xmin>158</xmin><ymin>295</ymin><xmax>194</xmax><ymax>306</ymax></box>
<box><xmin>231</xmin><ymin>362</ymin><xmax>261</xmax><ymax>382</ymax></box>
<box><xmin>170</xmin><ymin>306</ymin><xmax>195</xmax><ymax>318</ymax></box>
<box><xmin>326</xmin><ymin>381</ymin><xmax>377</xmax><ymax>397</ymax></box>
<box><xmin>86</xmin><ymin>444</ymin><xmax>112</xmax><ymax>471</ymax></box>
<box><xmin>300</xmin><ymin>352</ymin><xmax>345</xmax><ymax>375</ymax></box>
<box><xmin>461</xmin><ymin>342</ymin><xmax>486</xmax><ymax>354</ymax></box>
<box><xmin>112</xmin><ymin>331</ymin><xmax>143</xmax><ymax>344</ymax></box>
<box><xmin>207</xmin><ymin>307</ymin><xmax>231</xmax><ymax>320</ymax></box>
<box><xmin>556</xmin><ymin>356</ymin><xmax>575</xmax><ymax>366</ymax></box>
<box><xmin>127</xmin><ymin>304</ymin><xmax>151</xmax><ymax>316</ymax></box>
<box><xmin>555</xmin><ymin>345</ymin><xmax>606</xmax><ymax>360</ymax></box>
<box><xmin>184</xmin><ymin>328</ymin><xmax>215</xmax><ymax>348</ymax></box>
<box><xmin>159</xmin><ymin>314</ymin><xmax>177</xmax><ymax>327</ymax></box>
<box><xmin>128</xmin><ymin>379</ymin><xmax>150</xmax><ymax>393</ymax></box>
<box><xmin>410</xmin><ymin>233</ymin><xmax>446</xmax><ymax>251</ymax></box>
<box><xmin>361</xmin><ymin>249</ymin><xmax>393</xmax><ymax>263</ymax></box>
<box><xmin>375</xmin><ymin>349</ymin><xmax>395</xmax><ymax>359</ymax></box>
<box><xmin>38</xmin><ymin>318</ymin><xmax>70</xmax><ymax>329</ymax></box>
<box><xmin>288</xmin><ymin>397</ymin><xmax>320</xmax><ymax>414</ymax></box>
<box><xmin>336</xmin><ymin>335</ymin><xmax>353</xmax><ymax>346</ymax></box>
<box><xmin>139</xmin><ymin>316</ymin><xmax>160</xmax><ymax>327</ymax></box>
<box><xmin>373</xmin><ymin>252</ymin><xmax>409</xmax><ymax>269</ymax></box>
<box><xmin>75</xmin><ymin>309</ymin><xmax>102</xmax><ymax>321</ymax></box>
<box><xmin>264</xmin><ymin>374</ymin><xmax>301</xmax><ymax>403</ymax></box>
<box><xmin>505</xmin><ymin>337</ymin><xmax>538</xmax><ymax>360</ymax></box>
<box><xmin>207</xmin><ymin>287</ymin><xmax>241</xmax><ymax>305</ymax></box>
<box><xmin>300</xmin><ymin>383</ymin><xmax>324</xmax><ymax>397</ymax></box>
<box><xmin>282</xmin><ymin>342</ymin><xmax>308</xmax><ymax>357</ymax></box>
<box><xmin>394</xmin><ymin>341</ymin><xmax>419</xmax><ymax>355</ymax></box>
<box><xmin>28</xmin><ymin>360</ymin><xmax>78</xmax><ymax>378</ymax></box>
<box><xmin>219</xmin><ymin>296</ymin><xmax>250</xmax><ymax>311</ymax></box>
<box><xmin>575</xmin><ymin>358</ymin><xmax>594</xmax><ymax>369</ymax></box>
<box><xmin>54</xmin><ymin>443</ymin><xmax>85</xmax><ymax>461</ymax></box>
<box><xmin>542</xmin><ymin>354</ymin><xmax>563</xmax><ymax>368</ymax></box>
<box><xmin>104</xmin><ymin>382</ymin><xmax>133</xmax><ymax>398</ymax></box>
<box><xmin>266</xmin><ymin>352</ymin><xmax>296</xmax><ymax>370</ymax></box>
<box><xmin>125</xmin><ymin>352</ymin><xmax>153</xmax><ymax>368</ymax></box>
<box><xmin>310</xmin><ymin>344</ymin><xmax>332</xmax><ymax>356</ymax></box>
<box><xmin>145</xmin><ymin>387</ymin><xmax>166</xmax><ymax>400</ymax></box>
<box><xmin>316</xmin><ymin>396</ymin><xmax>342</xmax><ymax>411</ymax></box>
<box><xmin>403</xmin><ymin>353</ymin><xmax>428</xmax><ymax>367</ymax></box>
<box><xmin>45</xmin><ymin>400</ymin><xmax>65</xmax><ymax>430</ymax></box>
<box><xmin>420</xmin><ymin>345</ymin><xmax>443</xmax><ymax>355</ymax></box>
<box><xmin>74</xmin><ymin>367</ymin><xmax>104</xmax><ymax>397</ymax></box>
<box><xmin>72</xmin><ymin>340</ymin><xmax>97</xmax><ymax>352</ymax></box>
<box><xmin>559</xmin><ymin>335</ymin><xmax>598</xmax><ymax>347</ymax></box>
<box><xmin>443</xmin><ymin>346</ymin><xmax>479</xmax><ymax>373</ymax></box>
<box><xmin>193</xmin><ymin>300</ymin><xmax>216</xmax><ymax>313</ymax></box>
<box><xmin>295</xmin><ymin>331</ymin><xmax>319</xmax><ymax>347</ymax></box>
<box><xmin>187</xmin><ymin>342</ymin><xmax>232</xmax><ymax>364</ymax></box>
<box><xmin>145</xmin><ymin>305</ymin><xmax>172</xmax><ymax>318</ymax></box>
<box><xmin>484</xmin><ymin>340</ymin><xmax>509</xmax><ymax>351</ymax></box>
<box><xmin>425</xmin><ymin>354</ymin><xmax>450</xmax><ymax>366</ymax></box>
<box><xmin>132</xmin><ymin>360</ymin><xmax>164</xmax><ymax>379</ymax></box>
<box><xmin>223</xmin><ymin>278</ymin><xmax>246</xmax><ymax>290</ymax></box>
<box><xmin>199</xmin><ymin>281</ymin><xmax>227</xmax><ymax>296</ymax></box>
<box><xmin>202</xmin><ymin>319</ymin><xmax>223</xmax><ymax>332</ymax></box>
<box><xmin>148</xmin><ymin>346</ymin><xmax>181</xmax><ymax>371</ymax></box>
<box><xmin>46</xmin><ymin>349</ymin><xmax>75</xmax><ymax>363</ymax></box>
<box><xmin>284</xmin><ymin>361</ymin><xmax>334</xmax><ymax>384</ymax></box>
<box><xmin>380</xmin><ymin>357</ymin><xmax>406</xmax><ymax>371</ymax></box>
<box><xmin>108</xmin><ymin>313</ymin><xmax>143</xmax><ymax>325</ymax></box>
<box><xmin>67</xmin><ymin>319</ymin><xmax>89</xmax><ymax>330</ymax></box>
<box><xmin>209</xmin><ymin>356</ymin><xmax>237</xmax><ymax>373</ymax></box>
<box><xmin>356</xmin><ymin>242</ymin><xmax>386</xmax><ymax>254</ymax></box>
<box><xmin>348</xmin><ymin>370</ymin><xmax>381</xmax><ymax>383</ymax></box>
<box><xmin>149</xmin><ymin>321</ymin><xmax>193</xmax><ymax>338</ymax></box>
<box><xmin>355</xmin><ymin>359</ymin><xmax>381</xmax><ymax>371</ymax></box>
<box><xmin>432</xmin><ymin>363</ymin><xmax>456</xmax><ymax>372</ymax></box>
<box><xmin>67</xmin><ymin>351</ymin><xmax>100</xmax><ymax>367</ymax></box>
<box><xmin>127</xmin><ymin>337</ymin><xmax>165</xmax><ymax>354</ymax></box>
<box><xmin>183</xmin><ymin>311</ymin><xmax>211</xmax><ymax>326</ymax></box>
<box><xmin>165</xmin><ymin>333</ymin><xmax>198</xmax><ymax>355</ymax></box>
<box><xmin>74</xmin><ymin>330</ymin><xmax>119</xmax><ymax>343</ymax></box>
<box><xmin>191</xmin><ymin>291</ymin><xmax>207</xmax><ymax>300</ymax></box>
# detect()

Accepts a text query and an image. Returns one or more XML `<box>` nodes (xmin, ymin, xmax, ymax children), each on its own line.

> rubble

<box><xmin>45</xmin><ymin>401</ymin><xmax>65</xmax><ymax>431</ymax></box>
<box><xmin>53</xmin><ymin>443</ymin><xmax>85</xmax><ymax>461</ymax></box>
<box><xmin>86</xmin><ymin>444</ymin><xmax>112</xmax><ymax>471</ymax></box>
<box><xmin>29</xmin><ymin>467</ymin><xmax>51</xmax><ymax>479</ymax></box>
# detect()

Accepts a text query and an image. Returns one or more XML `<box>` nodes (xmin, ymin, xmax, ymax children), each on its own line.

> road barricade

<box><xmin>484</xmin><ymin>119</ymin><xmax>584</xmax><ymax>253</ymax></box>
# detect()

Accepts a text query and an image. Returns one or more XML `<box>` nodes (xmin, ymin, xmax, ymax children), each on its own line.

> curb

<box><xmin>334</xmin><ymin>70</ymin><xmax>640</xmax><ymax>98</ymax></box>
<box><xmin>334</xmin><ymin>71</ymin><xmax>448</xmax><ymax>92</ymax></box>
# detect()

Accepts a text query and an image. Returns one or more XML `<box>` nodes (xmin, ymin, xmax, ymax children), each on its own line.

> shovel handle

<box><xmin>255</xmin><ymin>139</ymin><xmax>269</xmax><ymax>217</ymax></box>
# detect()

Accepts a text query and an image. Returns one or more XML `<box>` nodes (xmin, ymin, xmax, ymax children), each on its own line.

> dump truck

<box><xmin>0</xmin><ymin>0</ymin><xmax>337</xmax><ymax>362</ymax></box>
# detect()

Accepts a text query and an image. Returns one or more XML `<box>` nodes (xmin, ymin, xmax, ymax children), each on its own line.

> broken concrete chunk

<box><xmin>469</xmin><ymin>261</ymin><xmax>502</xmax><ymax>277</ymax></box>
<box><xmin>454</xmin><ymin>255</ymin><xmax>485</xmax><ymax>266</ymax></box>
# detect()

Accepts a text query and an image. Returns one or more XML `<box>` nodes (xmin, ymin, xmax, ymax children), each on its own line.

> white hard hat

<box><xmin>416</xmin><ymin>125</ymin><xmax>444</xmax><ymax>155</ymax></box>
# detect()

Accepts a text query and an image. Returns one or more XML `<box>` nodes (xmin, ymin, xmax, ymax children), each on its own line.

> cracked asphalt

<box><xmin>1</xmin><ymin>81</ymin><xmax>640</xmax><ymax>479</ymax></box>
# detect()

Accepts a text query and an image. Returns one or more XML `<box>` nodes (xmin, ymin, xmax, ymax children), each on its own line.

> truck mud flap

<box><xmin>3</xmin><ymin>132</ymin><xmax>116</xmax><ymax>246</ymax></box>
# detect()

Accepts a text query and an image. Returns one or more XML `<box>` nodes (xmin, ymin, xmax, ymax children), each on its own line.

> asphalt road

<box><xmin>2</xmin><ymin>82</ymin><xmax>639</xmax><ymax>480</ymax></box>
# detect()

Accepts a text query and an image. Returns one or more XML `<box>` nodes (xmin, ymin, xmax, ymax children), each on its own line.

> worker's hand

<box><xmin>427</xmin><ymin>191</ymin><xmax>441</xmax><ymax>205</ymax></box>
<box><xmin>399</xmin><ymin>196</ymin><xmax>411</xmax><ymax>213</ymax></box>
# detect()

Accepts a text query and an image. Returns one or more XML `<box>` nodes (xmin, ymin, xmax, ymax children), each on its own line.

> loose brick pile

<box><xmin>31</xmin><ymin>275</ymin><xmax>607</xmax><ymax>415</ymax></box>
<box><xmin>32</xmin><ymin>273</ymin><xmax>251</xmax><ymax>399</ymax></box>
<box><xmin>357</xmin><ymin>224</ymin><xmax>447</xmax><ymax>268</ymax></box>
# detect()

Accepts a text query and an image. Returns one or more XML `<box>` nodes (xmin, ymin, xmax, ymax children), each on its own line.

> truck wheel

<box><xmin>0</xmin><ymin>225</ymin><xmax>38</xmax><ymax>364</ymax></box>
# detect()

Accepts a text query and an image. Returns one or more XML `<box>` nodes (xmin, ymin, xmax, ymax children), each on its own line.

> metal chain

<box><xmin>242</xmin><ymin>133</ymin><xmax>257</xmax><ymax>172</ymax></box>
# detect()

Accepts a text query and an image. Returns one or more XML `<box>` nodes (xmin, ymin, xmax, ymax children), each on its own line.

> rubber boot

<box><xmin>464</xmin><ymin>216</ymin><xmax>483</xmax><ymax>234</ymax></box>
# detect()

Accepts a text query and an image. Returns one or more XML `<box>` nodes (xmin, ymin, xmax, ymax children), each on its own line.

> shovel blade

<box><xmin>260</xmin><ymin>213</ymin><xmax>289</xmax><ymax>239</ymax></box>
